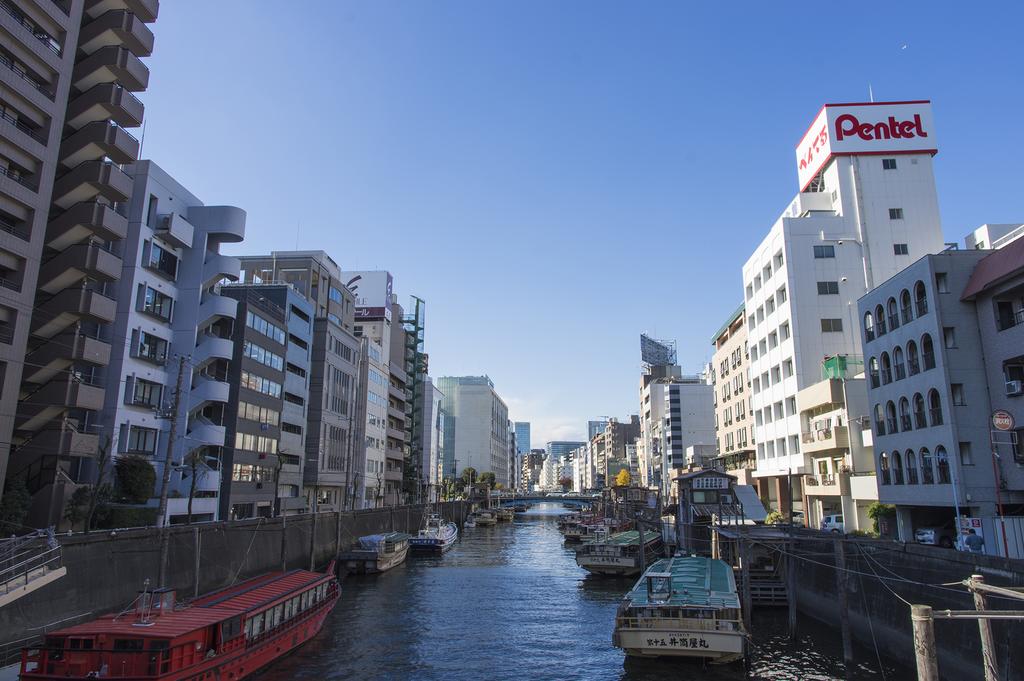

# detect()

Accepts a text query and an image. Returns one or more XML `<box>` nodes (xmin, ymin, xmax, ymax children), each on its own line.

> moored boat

<box><xmin>575</xmin><ymin>530</ymin><xmax>664</xmax><ymax>576</ymax></box>
<box><xmin>612</xmin><ymin>556</ymin><xmax>745</xmax><ymax>663</ymax></box>
<box><xmin>410</xmin><ymin>513</ymin><xmax>458</xmax><ymax>553</ymax></box>
<box><xmin>338</xmin><ymin>532</ymin><xmax>410</xmax><ymax>574</ymax></box>
<box><xmin>564</xmin><ymin>517</ymin><xmax>631</xmax><ymax>543</ymax></box>
<box><xmin>470</xmin><ymin>509</ymin><xmax>497</xmax><ymax>526</ymax></box>
<box><xmin>496</xmin><ymin>508</ymin><xmax>515</xmax><ymax>521</ymax></box>
<box><xmin>20</xmin><ymin>564</ymin><xmax>339</xmax><ymax>681</ymax></box>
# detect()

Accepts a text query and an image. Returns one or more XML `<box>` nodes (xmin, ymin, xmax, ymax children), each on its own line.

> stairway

<box><xmin>0</xmin><ymin>530</ymin><xmax>66</xmax><ymax>608</ymax></box>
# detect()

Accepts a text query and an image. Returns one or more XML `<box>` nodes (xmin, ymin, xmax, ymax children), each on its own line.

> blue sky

<box><xmin>141</xmin><ymin>2</ymin><xmax>1024</xmax><ymax>446</ymax></box>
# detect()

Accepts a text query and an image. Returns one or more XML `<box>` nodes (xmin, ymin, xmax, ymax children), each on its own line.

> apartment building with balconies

<box><xmin>710</xmin><ymin>304</ymin><xmax>755</xmax><ymax>484</ymax></box>
<box><xmin>88</xmin><ymin>160</ymin><xmax>244</xmax><ymax>527</ymax></box>
<box><xmin>795</xmin><ymin>362</ymin><xmax>877</xmax><ymax>533</ymax></box>
<box><xmin>2</xmin><ymin>0</ymin><xmax>157</xmax><ymax>524</ymax></box>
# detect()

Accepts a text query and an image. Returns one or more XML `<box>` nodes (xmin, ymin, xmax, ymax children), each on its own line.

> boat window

<box><xmin>271</xmin><ymin>605</ymin><xmax>283</xmax><ymax>628</ymax></box>
<box><xmin>646</xmin><ymin>575</ymin><xmax>672</xmax><ymax>602</ymax></box>
<box><xmin>67</xmin><ymin>638</ymin><xmax>94</xmax><ymax>650</ymax></box>
<box><xmin>290</xmin><ymin>596</ymin><xmax>299</xmax><ymax>615</ymax></box>
<box><xmin>284</xmin><ymin>600</ymin><xmax>294</xmax><ymax>620</ymax></box>
<box><xmin>251</xmin><ymin>612</ymin><xmax>265</xmax><ymax>636</ymax></box>
<box><xmin>113</xmin><ymin>639</ymin><xmax>145</xmax><ymax>651</ymax></box>
<box><xmin>300</xmin><ymin>591</ymin><xmax>309</xmax><ymax>610</ymax></box>
<box><xmin>222</xmin><ymin>616</ymin><xmax>242</xmax><ymax>640</ymax></box>
<box><xmin>244</xmin><ymin>618</ymin><xmax>253</xmax><ymax>640</ymax></box>
<box><xmin>692</xmin><ymin>490</ymin><xmax>719</xmax><ymax>503</ymax></box>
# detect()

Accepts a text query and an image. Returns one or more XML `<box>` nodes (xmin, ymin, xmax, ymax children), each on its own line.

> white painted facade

<box><xmin>745</xmin><ymin>102</ymin><xmax>947</xmax><ymax>508</ymax></box>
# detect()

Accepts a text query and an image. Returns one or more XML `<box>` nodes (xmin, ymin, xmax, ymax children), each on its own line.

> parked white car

<box><xmin>821</xmin><ymin>514</ymin><xmax>844</xmax><ymax>533</ymax></box>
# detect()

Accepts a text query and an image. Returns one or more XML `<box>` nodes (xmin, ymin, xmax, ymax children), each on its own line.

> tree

<box><xmin>0</xmin><ymin>477</ymin><xmax>31</xmax><ymax>530</ymax></box>
<box><xmin>867</xmin><ymin>502</ymin><xmax>897</xmax><ymax>535</ymax></box>
<box><xmin>460</xmin><ymin>467</ymin><xmax>478</xmax><ymax>487</ymax></box>
<box><xmin>764</xmin><ymin>510</ymin><xmax>785</xmax><ymax>525</ymax></box>
<box><xmin>63</xmin><ymin>436</ymin><xmax>114</xmax><ymax>533</ymax></box>
<box><xmin>558</xmin><ymin>477</ymin><xmax>573</xmax><ymax>491</ymax></box>
<box><xmin>478</xmin><ymin>471</ymin><xmax>496</xmax><ymax>490</ymax></box>
<box><xmin>183</xmin><ymin>449</ymin><xmax>216</xmax><ymax>524</ymax></box>
<box><xmin>115</xmin><ymin>455</ymin><xmax>156</xmax><ymax>504</ymax></box>
<box><xmin>615</xmin><ymin>469</ymin><xmax>631</xmax><ymax>487</ymax></box>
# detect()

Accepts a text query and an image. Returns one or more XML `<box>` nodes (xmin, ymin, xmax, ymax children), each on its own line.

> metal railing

<box><xmin>0</xmin><ymin>1</ymin><xmax>62</xmax><ymax>55</ymax></box>
<box><xmin>997</xmin><ymin>308</ymin><xmax>1024</xmax><ymax>332</ymax></box>
<box><xmin>0</xmin><ymin>164</ymin><xmax>36</xmax><ymax>191</ymax></box>
<box><xmin>0</xmin><ymin>52</ymin><xmax>52</xmax><ymax>97</ymax></box>
<box><xmin>615</xmin><ymin>616</ymin><xmax>742</xmax><ymax>633</ymax></box>
<box><xmin>0</xmin><ymin>106</ymin><xmax>46</xmax><ymax>143</ymax></box>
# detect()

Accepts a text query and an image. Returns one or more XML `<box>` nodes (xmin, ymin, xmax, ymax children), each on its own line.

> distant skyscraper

<box><xmin>588</xmin><ymin>421</ymin><xmax>607</xmax><ymax>440</ymax></box>
<box><xmin>547</xmin><ymin>441</ymin><xmax>586</xmax><ymax>461</ymax></box>
<box><xmin>514</xmin><ymin>422</ymin><xmax>531</xmax><ymax>454</ymax></box>
<box><xmin>436</xmin><ymin>376</ymin><xmax>511</xmax><ymax>486</ymax></box>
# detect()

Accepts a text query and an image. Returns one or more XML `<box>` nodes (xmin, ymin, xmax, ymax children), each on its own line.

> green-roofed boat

<box><xmin>575</xmin><ymin>530</ymin><xmax>664</xmax><ymax>576</ymax></box>
<box><xmin>613</xmin><ymin>556</ymin><xmax>746</xmax><ymax>663</ymax></box>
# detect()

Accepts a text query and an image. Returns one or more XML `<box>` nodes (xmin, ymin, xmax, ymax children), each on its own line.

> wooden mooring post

<box><xmin>911</xmin><ymin>605</ymin><xmax>939</xmax><ymax>681</ymax></box>
<box><xmin>970</xmin><ymin>575</ymin><xmax>999</xmax><ymax>681</ymax></box>
<box><xmin>833</xmin><ymin>535</ymin><xmax>854</xmax><ymax>676</ymax></box>
<box><xmin>740</xmin><ymin>537</ymin><xmax>752</xmax><ymax>632</ymax></box>
<box><xmin>787</xmin><ymin>530</ymin><xmax>797</xmax><ymax>639</ymax></box>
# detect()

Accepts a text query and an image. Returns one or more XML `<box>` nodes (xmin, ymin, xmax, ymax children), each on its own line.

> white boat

<box><xmin>464</xmin><ymin>516</ymin><xmax>477</xmax><ymax>528</ymax></box>
<box><xmin>410</xmin><ymin>513</ymin><xmax>459</xmax><ymax>553</ymax></box>
<box><xmin>575</xmin><ymin>530</ymin><xmax>664</xmax><ymax>576</ymax></box>
<box><xmin>338</xmin><ymin>532</ymin><xmax>410</xmax><ymax>574</ymax></box>
<box><xmin>470</xmin><ymin>509</ymin><xmax>497</xmax><ymax>526</ymax></box>
<box><xmin>613</xmin><ymin>556</ymin><xmax>746</xmax><ymax>663</ymax></box>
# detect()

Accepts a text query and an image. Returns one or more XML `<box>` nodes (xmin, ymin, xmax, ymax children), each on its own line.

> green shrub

<box><xmin>115</xmin><ymin>456</ymin><xmax>156</xmax><ymax>504</ymax></box>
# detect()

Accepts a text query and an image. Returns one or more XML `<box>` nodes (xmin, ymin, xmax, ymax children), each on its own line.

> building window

<box><xmin>893</xmin><ymin>243</ymin><xmax>909</xmax><ymax>255</ymax></box>
<box><xmin>882</xmin><ymin>158</ymin><xmax>897</xmax><ymax>170</ymax></box>
<box><xmin>875</xmin><ymin>304</ymin><xmax>887</xmax><ymax>335</ymax></box>
<box><xmin>746</xmin><ymin>284</ymin><xmax>753</xmax><ymax>300</ymax></box>
<box><xmin>786</xmin><ymin>396</ymin><xmax>796</xmax><ymax>416</ymax></box>
<box><xmin>239</xmin><ymin>401</ymin><xmax>280</xmax><ymax>427</ymax></box>
<box><xmin>921</xmin><ymin>334</ymin><xmax>936</xmax><ymax>369</ymax></box>
<box><xmin>127</xmin><ymin>426</ymin><xmax>158</xmax><ymax>455</ymax></box>
<box><xmin>137</xmin><ymin>331</ymin><xmax>168</xmax><ymax>364</ymax></box>
<box><xmin>874</xmin><ymin>404</ymin><xmax>885</xmax><ymax>436</ymax></box>
<box><xmin>1013</xmin><ymin>429</ymin><xmax>1024</xmax><ymax>464</ymax></box>
<box><xmin>959</xmin><ymin>441</ymin><xmax>973</xmax><ymax>466</ymax></box>
<box><xmin>936</xmin><ymin>447</ymin><xmax>951</xmax><ymax>483</ymax></box>
<box><xmin>768</xmin><ymin>331</ymin><xmax>778</xmax><ymax>349</ymax></box>
<box><xmin>140</xmin><ymin>286</ymin><xmax>173</xmax><ymax>321</ymax></box>
<box><xmin>766</xmin><ymin>298</ymin><xmax>775</xmax><ymax>315</ymax></box>
<box><xmin>920</xmin><ymin>447</ymin><xmax>934</xmax><ymax>483</ymax></box>
<box><xmin>813</xmin><ymin>245</ymin><xmax>835</xmax><ymax>259</ymax></box>
<box><xmin>891</xmin><ymin>451</ymin><xmax>904</xmax><ymax>484</ymax></box>
<box><xmin>915</xmin><ymin>281</ymin><xmax>929</xmax><ymax>316</ymax></box>
<box><xmin>817</xmin><ymin>281</ymin><xmax>839</xmax><ymax>295</ymax></box>
<box><xmin>145</xmin><ymin>241</ymin><xmax>179</xmax><ymax>279</ymax></box>
<box><xmin>889</xmin><ymin>208</ymin><xmax>904</xmax><ymax>220</ymax></box>
<box><xmin>864</xmin><ymin>312</ymin><xmax>875</xmax><ymax>342</ymax></box>
<box><xmin>899</xmin><ymin>398</ymin><xmax>912</xmax><ymax>431</ymax></box>
<box><xmin>868</xmin><ymin>357</ymin><xmax>880</xmax><ymax>388</ymax></box>
<box><xmin>243</xmin><ymin>341</ymin><xmax>284</xmax><ymax>371</ymax></box>
<box><xmin>780</xmin><ymin>321</ymin><xmax>790</xmax><ymax>341</ymax></box>
<box><xmin>887</xmin><ymin>298</ymin><xmax>900</xmax><ymax>330</ymax></box>
<box><xmin>951</xmin><ymin>383</ymin><xmax>966</xmax><ymax>406</ymax></box>
<box><xmin>928</xmin><ymin>389</ymin><xmax>943</xmax><ymax>426</ymax></box>
<box><xmin>240</xmin><ymin>371</ymin><xmax>282</xmax><ymax>398</ymax></box>
<box><xmin>893</xmin><ymin>347</ymin><xmax>906</xmax><ymax>380</ymax></box>
<box><xmin>886</xmin><ymin>401</ymin><xmax>898</xmax><ymax>434</ymax></box>
<box><xmin>776</xmin><ymin>285</ymin><xmax>787</xmax><ymax>305</ymax></box>
<box><xmin>246</xmin><ymin>311</ymin><xmax>286</xmax><ymax>344</ymax></box>
<box><xmin>913</xmin><ymin>393</ymin><xmax>927</xmax><ymax>429</ymax></box>
<box><xmin>905</xmin><ymin>450</ymin><xmax>919</xmax><ymax>484</ymax></box>
<box><xmin>774</xmin><ymin>251</ymin><xmax>784</xmax><ymax>269</ymax></box>
<box><xmin>771</xmin><ymin>365</ymin><xmax>781</xmax><ymax>383</ymax></box>
<box><xmin>820</xmin><ymin>318</ymin><xmax>843</xmax><ymax>333</ymax></box>
<box><xmin>783</xmin><ymin>359</ymin><xmax>793</xmax><ymax>378</ymax></box>
<box><xmin>935</xmin><ymin>272</ymin><xmax>949</xmax><ymax>293</ymax></box>
<box><xmin>131</xmin><ymin>379</ymin><xmax>162</xmax><ymax>408</ymax></box>
<box><xmin>879</xmin><ymin>452</ymin><xmax>890</xmax><ymax>484</ymax></box>
<box><xmin>900</xmin><ymin>290</ymin><xmax>913</xmax><ymax>324</ymax></box>
<box><xmin>943</xmin><ymin>327</ymin><xmax>957</xmax><ymax>349</ymax></box>
<box><xmin>907</xmin><ymin>340</ymin><xmax>920</xmax><ymax>375</ymax></box>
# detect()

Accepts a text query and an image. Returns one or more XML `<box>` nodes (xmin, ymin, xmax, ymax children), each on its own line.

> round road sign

<box><xmin>992</xmin><ymin>410</ymin><xmax>1015</xmax><ymax>432</ymax></box>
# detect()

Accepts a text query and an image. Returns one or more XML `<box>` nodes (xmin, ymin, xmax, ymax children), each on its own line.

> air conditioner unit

<box><xmin>1007</xmin><ymin>380</ymin><xmax>1023</xmax><ymax>396</ymax></box>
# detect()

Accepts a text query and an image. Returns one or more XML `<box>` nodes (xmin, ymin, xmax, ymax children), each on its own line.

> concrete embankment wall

<box><xmin>0</xmin><ymin>502</ymin><xmax>467</xmax><ymax>652</ymax></box>
<box><xmin>792</xmin><ymin>535</ymin><xmax>1024</xmax><ymax>681</ymax></box>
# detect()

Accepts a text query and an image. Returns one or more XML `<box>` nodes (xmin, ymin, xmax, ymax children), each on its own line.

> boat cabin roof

<box><xmin>625</xmin><ymin>557</ymin><xmax>740</xmax><ymax>610</ymax></box>
<box><xmin>584</xmin><ymin>530</ymin><xmax>660</xmax><ymax>546</ymax></box>
<box><xmin>52</xmin><ymin>569</ymin><xmax>330</xmax><ymax>639</ymax></box>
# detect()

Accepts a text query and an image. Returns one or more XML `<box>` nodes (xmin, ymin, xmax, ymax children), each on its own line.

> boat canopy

<box><xmin>625</xmin><ymin>557</ymin><xmax>740</xmax><ymax>610</ymax></box>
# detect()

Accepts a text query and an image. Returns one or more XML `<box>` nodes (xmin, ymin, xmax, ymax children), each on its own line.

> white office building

<box><xmin>744</xmin><ymin>101</ymin><xmax>946</xmax><ymax>516</ymax></box>
<box><xmin>436</xmin><ymin>376</ymin><xmax>511</xmax><ymax>487</ymax></box>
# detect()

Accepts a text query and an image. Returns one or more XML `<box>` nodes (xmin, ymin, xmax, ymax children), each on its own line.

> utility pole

<box><xmin>911</xmin><ymin>605</ymin><xmax>939</xmax><ymax>681</ymax></box>
<box><xmin>157</xmin><ymin>355</ymin><xmax>188</xmax><ymax>588</ymax></box>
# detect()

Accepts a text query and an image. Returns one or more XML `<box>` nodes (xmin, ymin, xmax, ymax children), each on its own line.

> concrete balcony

<box><xmin>155</xmin><ymin>212</ymin><xmax>193</xmax><ymax>248</ymax></box>
<box><xmin>799</xmin><ymin>425</ymin><xmax>850</xmax><ymax>455</ymax></box>
<box><xmin>85</xmin><ymin>0</ymin><xmax>159</xmax><ymax>23</ymax></box>
<box><xmin>52</xmin><ymin>160</ymin><xmax>132</xmax><ymax>209</ymax></box>
<box><xmin>38</xmin><ymin>242</ymin><xmax>121</xmax><ymax>294</ymax></box>
<box><xmin>78</xmin><ymin>9</ymin><xmax>155</xmax><ymax>57</ymax></box>
<box><xmin>387</xmin><ymin>405</ymin><xmax>405</xmax><ymax>422</ymax></box>
<box><xmin>72</xmin><ymin>46</ymin><xmax>149</xmax><ymax>93</ymax></box>
<box><xmin>190</xmin><ymin>376</ymin><xmax>229</xmax><ymax>409</ymax></box>
<box><xmin>202</xmin><ymin>253</ymin><xmax>240</xmax><ymax>288</ymax></box>
<box><xmin>17</xmin><ymin>378</ymin><xmax>104</xmax><ymax>432</ymax></box>
<box><xmin>196</xmin><ymin>294</ymin><xmax>237</xmax><ymax>328</ymax></box>
<box><xmin>66</xmin><ymin>83</ymin><xmax>144</xmax><ymax>130</ymax></box>
<box><xmin>186</xmin><ymin>205</ymin><xmax>246</xmax><ymax>244</ymax></box>
<box><xmin>804</xmin><ymin>472</ymin><xmax>851</xmax><ymax>498</ymax></box>
<box><xmin>59</xmin><ymin>120</ymin><xmax>139</xmax><ymax>167</ymax></box>
<box><xmin>384</xmin><ymin>469</ymin><xmax>403</xmax><ymax>483</ymax></box>
<box><xmin>32</xmin><ymin>288</ymin><xmax>115</xmax><ymax>338</ymax></box>
<box><xmin>386</xmin><ymin>425</ymin><xmax>406</xmax><ymax>442</ymax></box>
<box><xmin>29</xmin><ymin>420</ymin><xmax>100</xmax><ymax>459</ymax></box>
<box><xmin>46</xmin><ymin>202</ymin><xmax>128</xmax><ymax>250</ymax></box>
<box><xmin>192</xmin><ymin>335</ymin><xmax>233</xmax><ymax>368</ymax></box>
<box><xmin>797</xmin><ymin>379</ymin><xmax>844</xmax><ymax>412</ymax></box>
<box><xmin>187</xmin><ymin>417</ymin><xmax>226</xmax><ymax>448</ymax></box>
<box><xmin>24</xmin><ymin>330</ymin><xmax>110</xmax><ymax>383</ymax></box>
<box><xmin>388</xmin><ymin>383</ymin><xmax>406</xmax><ymax>401</ymax></box>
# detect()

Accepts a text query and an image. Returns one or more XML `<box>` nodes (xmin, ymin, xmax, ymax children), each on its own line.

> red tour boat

<box><xmin>19</xmin><ymin>563</ymin><xmax>340</xmax><ymax>680</ymax></box>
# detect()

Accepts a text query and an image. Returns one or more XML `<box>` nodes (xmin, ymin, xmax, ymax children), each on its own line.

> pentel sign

<box><xmin>796</xmin><ymin>101</ymin><xmax>937</xmax><ymax>191</ymax></box>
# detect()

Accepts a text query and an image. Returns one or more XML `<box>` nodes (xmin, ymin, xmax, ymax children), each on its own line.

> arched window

<box><xmin>936</xmin><ymin>446</ymin><xmax>951</xmax><ymax>483</ymax></box>
<box><xmin>907</xmin><ymin>340</ymin><xmax>920</xmax><ymax>375</ymax></box>
<box><xmin>880</xmin><ymin>352</ymin><xmax>892</xmax><ymax>384</ymax></box>
<box><xmin>875</xmin><ymin>304</ymin><xmax>887</xmax><ymax>335</ymax></box>
<box><xmin>921</xmin><ymin>334</ymin><xmax>936</xmax><ymax>370</ymax></box>
<box><xmin>905</xmin><ymin>450</ymin><xmax>919</xmax><ymax>484</ymax></box>
<box><xmin>913</xmin><ymin>393</ymin><xmax>927</xmax><ymax>429</ymax></box>
<box><xmin>864</xmin><ymin>311</ymin><xmax>875</xmax><ymax>341</ymax></box>
<box><xmin>868</xmin><ymin>357</ymin><xmax>880</xmax><ymax>389</ymax></box>
<box><xmin>920</xmin><ymin>447</ymin><xmax>935</xmax><ymax>484</ymax></box>
<box><xmin>887</xmin><ymin>298</ymin><xmax>900</xmax><ymax>330</ymax></box>
<box><xmin>900</xmin><ymin>289</ymin><xmax>913</xmax><ymax>324</ymax></box>
<box><xmin>928</xmin><ymin>389</ymin><xmax>943</xmax><ymax>426</ymax></box>
<box><xmin>892</xmin><ymin>450</ymin><xmax>904</xmax><ymax>484</ymax></box>
<box><xmin>879</xmin><ymin>452</ymin><xmax>890</xmax><ymax>485</ymax></box>
<box><xmin>874</xmin><ymin>404</ymin><xmax>886</xmax><ymax>436</ymax></box>
<box><xmin>894</xmin><ymin>346</ymin><xmax>906</xmax><ymax>380</ymax></box>
<box><xmin>886</xmin><ymin>401</ymin><xmax>898</xmax><ymax>434</ymax></box>
<box><xmin>915</xmin><ymin>281</ymin><xmax>928</xmax><ymax>316</ymax></box>
<box><xmin>899</xmin><ymin>397</ymin><xmax>912</xmax><ymax>431</ymax></box>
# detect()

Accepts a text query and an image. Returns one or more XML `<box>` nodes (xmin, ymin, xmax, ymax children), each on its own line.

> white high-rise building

<box><xmin>436</xmin><ymin>376</ymin><xmax>511</xmax><ymax>487</ymax></box>
<box><xmin>744</xmin><ymin>101</ymin><xmax>945</xmax><ymax>516</ymax></box>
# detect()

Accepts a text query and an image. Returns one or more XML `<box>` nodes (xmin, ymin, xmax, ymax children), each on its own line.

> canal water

<box><xmin>259</xmin><ymin>503</ymin><xmax>907</xmax><ymax>681</ymax></box>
